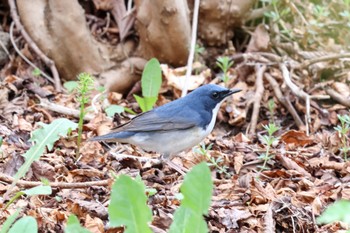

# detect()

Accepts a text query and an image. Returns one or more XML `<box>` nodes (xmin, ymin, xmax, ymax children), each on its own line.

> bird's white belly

<box><xmin>125</xmin><ymin>127</ymin><xmax>209</xmax><ymax>155</ymax></box>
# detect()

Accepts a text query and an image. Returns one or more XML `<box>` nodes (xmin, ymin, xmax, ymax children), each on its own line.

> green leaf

<box><xmin>23</xmin><ymin>185</ymin><xmax>52</xmax><ymax>196</ymax></box>
<box><xmin>64</xmin><ymin>81</ymin><xmax>79</xmax><ymax>93</ymax></box>
<box><xmin>134</xmin><ymin>95</ymin><xmax>157</xmax><ymax>112</ymax></box>
<box><xmin>108</xmin><ymin>175</ymin><xmax>152</xmax><ymax>233</ymax></box>
<box><xmin>8</xmin><ymin>216</ymin><xmax>37</xmax><ymax>233</ymax></box>
<box><xmin>8</xmin><ymin>119</ymin><xmax>77</xmax><ymax>194</ymax></box>
<box><xmin>105</xmin><ymin>105</ymin><xmax>125</xmax><ymax>117</ymax></box>
<box><xmin>317</xmin><ymin>200</ymin><xmax>350</xmax><ymax>225</ymax></box>
<box><xmin>65</xmin><ymin>215</ymin><xmax>92</xmax><ymax>233</ymax></box>
<box><xmin>0</xmin><ymin>209</ymin><xmax>21</xmax><ymax>233</ymax></box>
<box><xmin>141</xmin><ymin>58</ymin><xmax>162</xmax><ymax>98</ymax></box>
<box><xmin>169</xmin><ymin>207</ymin><xmax>207</xmax><ymax>233</ymax></box>
<box><xmin>32</xmin><ymin>68</ymin><xmax>41</xmax><ymax>77</ymax></box>
<box><xmin>181</xmin><ymin>162</ymin><xmax>213</xmax><ymax>214</ymax></box>
<box><xmin>169</xmin><ymin>162</ymin><xmax>213</xmax><ymax>233</ymax></box>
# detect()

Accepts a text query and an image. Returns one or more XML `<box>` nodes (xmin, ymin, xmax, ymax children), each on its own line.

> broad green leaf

<box><xmin>64</xmin><ymin>81</ymin><xmax>79</xmax><ymax>93</ymax></box>
<box><xmin>169</xmin><ymin>207</ymin><xmax>207</xmax><ymax>233</ymax></box>
<box><xmin>8</xmin><ymin>119</ymin><xmax>77</xmax><ymax>195</ymax></box>
<box><xmin>134</xmin><ymin>95</ymin><xmax>146</xmax><ymax>112</ymax></box>
<box><xmin>0</xmin><ymin>209</ymin><xmax>21</xmax><ymax>233</ymax></box>
<box><xmin>105</xmin><ymin>105</ymin><xmax>125</xmax><ymax>117</ymax></box>
<box><xmin>65</xmin><ymin>215</ymin><xmax>92</xmax><ymax>233</ymax></box>
<box><xmin>141</xmin><ymin>58</ymin><xmax>162</xmax><ymax>97</ymax></box>
<box><xmin>169</xmin><ymin>162</ymin><xmax>213</xmax><ymax>233</ymax></box>
<box><xmin>317</xmin><ymin>200</ymin><xmax>350</xmax><ymax>225</ymax></box>
<box><xmin>8</xmin><ymin>216</ymin><xmax>37</xmax><ymax>233</ymax></box>
<box><xmin>23</xmin><ymin>185</ymin><xmax>52</xmax><ymax>196</ymax></box>
<box><xmin>108</xmin><ymin>175</ymin><xmax>152</xmax><ymax>233</ymax></box>
<box><xmin>134</xmin><ymin>95</ymin><xmax>157</xmax><ymax>112</ymax></box>
<box><xmin>180</xmin><ymin>162</ymin><xmax>213</xmax><ymax>214</ymax></box>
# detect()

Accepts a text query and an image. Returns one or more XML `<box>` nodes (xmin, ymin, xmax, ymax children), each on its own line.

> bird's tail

<box><xmin>88</xmin><ymin>131</ymin><xmax>135</xmax><ymax>142</ymax></box>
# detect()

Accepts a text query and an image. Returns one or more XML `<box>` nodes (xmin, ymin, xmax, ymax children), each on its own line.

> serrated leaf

<box><xmin>31</xmin><ymin>119</ymin><xmax>77</xmax><ymax>151</ymax></box>
<box><xmin>0</xmin><ymin>209</ymin><xmax>21</xmax><ymax>233</ymax></box>
<box><xmin>317</xmin><ymin>200</ymin><xmax>350</xmax><ymax>225</ymax></box>
<box><xmin>8</xmin><ymin>216</ymin><xmax>37</xmax><ymax>233</ymax></box>
<box><xmin>169</xmin><ymin>207</ymin><xmax>207</xmax><ymax>233</ymax></box>
<box><xmin>180</xmin><ymin>162</ymin><xmax>213</xmax><ymax>214</ymax></box>
<box><xmin>108</xmin><ymin>175</ymin><xmax>152</xmax><ymax>233</ymax></box>
<box><xmin>8</xmin><ymin>119</ymin><xmax>77</xmax><ymax>195</ymax></box>
<box><xmin>65</xmin><ymin>215</ymin><xmax>92</xmax><ymax>233</ymax></box>
<box><xmin>105</xmin><ymin>105</ymin><xmax>125</xmax><ymax>117</ymax></box>
<box><xmin>141</xmin><ymin>58</ymin><xmax>162</xmax><ymax>97</ymax></box>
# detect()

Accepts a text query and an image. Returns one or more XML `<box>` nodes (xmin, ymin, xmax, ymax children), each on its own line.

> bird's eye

<box><xmin>212</xmin><ymin>92</ymin><xmax>219</xmax><ymax>99</ymax></box>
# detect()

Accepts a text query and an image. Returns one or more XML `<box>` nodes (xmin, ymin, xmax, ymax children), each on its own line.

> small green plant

<box><xmin>194</xmin><ymin>43</ymin><xmax>205</xmax><ymax>62</ymax></box>
<box><xmin>134</xmin><ymin>58</ymin><xmax>162</xmax><ymax>112</ymax></box>
<box><xmin>4</xmin><ymin>118</ymin><xmax>77</xmax><ymax>196</ymax></box>
<box><xmin>65</xmin><ymin>215</ymin><xmax>92</xmax><ymax>233</ymax></box>
<box><xmin>194</xmin><ymin>143</ymin><xmax>230</xmax><ymax>176</ymax></box>
<box><xmin>258</xmin><ymin>123</ymin><xmax>280</xmax><ymax>172</ymax></box>
<box><xmin>268</xmin><ymin>98</ymin><xmax>275</xmax><ymax>124</ymax></box>
<box><xmin>32</xmin><ymin>67</ymin><xmax>41</xmax><ymax>77</ymax></box>
<box><xmin>216</xmin><ymin>56</ymin><xmax>234</xmax><ymax>87</ymax></box>
<box><xmin>334</xmin><ymin>114</ymin><xmax>350</xmax><ymax>161</ymax></box>
<box><xmin>317</xmin><ymin>199</ymin><xmax>350</xmax><ymax>229</ymax></box>
<box><xmin>108</xmin><ymin>162</ymin><xmax>213</xmax><ymax>233</ymax></box>
<box><xmin>5</xmin><ymin>180</ymin><xmax>52</xmax><ymax>209</ymax></box>
<box><xmin>75</xmin><ymin>73</ymin><xmax>94</xmax><ymax>159</ymax></box>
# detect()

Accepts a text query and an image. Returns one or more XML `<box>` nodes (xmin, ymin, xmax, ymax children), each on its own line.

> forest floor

<box><xmin>1</xmin><ymin>1</ymin><xmax>350</xmax><ymax>233</ymax></box>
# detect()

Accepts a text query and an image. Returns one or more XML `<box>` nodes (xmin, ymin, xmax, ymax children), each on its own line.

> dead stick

<box><xmin>249</xmin><ymin>64</ymin><xmax>266</xmax><ymax>135</ymax></box>
<box><xmin>0</xmin><ymin>173</ymin><xmax>110</xmax><ymax>188</ymax></box>
<box><xmin>280</xmin><ymin>63</ymin><xmax>311</xmax><ymax>135</ymax></box>
<box><xmin>39</xmin><ymin>99</ymin><xmax>94</xmax><ymax>121</ymax></box>
<box><xmin>325</xmin><ymin>88</ymin><xmax>350</xmax><ymax>107</ymax></box>
<box><xmin>8</xmin><ymin>0</ymin><xmax>61</xmax><ymax>91</ymax></box>
<box><xmin>264</xmin><ymin>73</ymin><xmax>304</xmax><ymax>129</ymax></box>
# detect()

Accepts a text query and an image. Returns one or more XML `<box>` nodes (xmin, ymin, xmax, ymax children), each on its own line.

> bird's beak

<box><xmin>222</xmin><ymin>88</ymin><xmax>242</xmax><ymax>98</ymax></box>
<box><xmin>230</xmin><ymin>88</ymin><xmax>242</xmax><ymax>94</ymax></box>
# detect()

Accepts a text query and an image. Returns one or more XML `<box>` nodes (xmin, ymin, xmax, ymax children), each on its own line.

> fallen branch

<box><xmin>280</xmin><ymin>63</ymin><xmax>311</xmax><ymax>135</ymax></box>
<box><xmin>0</xmin><ymin>172</ymin><xmax>110</xmax><ymax>188</ymax></box>
<box><xmin>325</xmin><ymin>88</ymin><xmax>350</xmax><ymax>107</ymax></box>
<box><xmin>39</xmin><ymin>99</ymin><xmax>94</xmax><ymax>121</ymax></box>
<box><xmin>8</xmin><ymin>0</ymin><xmax>61</xmax><ymax>91</ymax></box>
<box><xmin>299</xmin><ymin>52</ymin><xmax>350</xmax><ymax>69</ymax></box>
<box><xmin>249</xmin><ymin>64</ymin><xmax>266</xmax><ymax>135</ymax></box>
<box><xmin>264</xmin><ymin>73</ymin><xmax>305</xmax><ymax>129</ymax></box>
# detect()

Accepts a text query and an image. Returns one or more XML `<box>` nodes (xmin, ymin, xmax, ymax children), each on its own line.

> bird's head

<box><xmin>186</xmin><ymin>84</ymin><xmax>241</xmax><ymax>111</ymax></box>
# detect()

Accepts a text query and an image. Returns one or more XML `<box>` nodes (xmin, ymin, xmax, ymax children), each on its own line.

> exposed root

<box><xmin>8</xmin><ymin>0</ymin><xmax>61</xmax><ymax>91</ymax></box>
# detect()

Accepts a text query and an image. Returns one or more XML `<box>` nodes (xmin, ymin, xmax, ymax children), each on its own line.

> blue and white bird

<box><xmin>90</xmin><ymin>84</ymin><xmax>241</xmax><ymax>159</ymax></box>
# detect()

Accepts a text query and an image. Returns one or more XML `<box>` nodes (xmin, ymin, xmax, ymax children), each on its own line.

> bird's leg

<box><xmin>161</xmin><ymin>154</ymin><xmax>188</xmax><ymax>175</ymax></box>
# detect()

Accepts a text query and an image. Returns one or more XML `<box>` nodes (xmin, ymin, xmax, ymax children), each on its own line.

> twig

<box><xmin>0</xmin><ymin>172</ymin><xmax>110</xmax><ymax>188</ymax></box>
<box><xmin>280</xmin><ymin>63</ymin><xmax>311</xmax><ymax>135</ymax></box>
<box><xmin>264</xmin><ymin>73</ymin><xmax>304</xmax><ymax>129</ymax></box>
<box><xmin>39</xmin><ymin>99</ymin><xmax>94</xmax><ymax>121</ymax></box>
<box><xmin>8</xmin><ymin>0</ymin><xmax>61</xmax><ymax>91</ymax></box>
<box><xmin>181</xmin><ymin>0</ymin><xmax>200</xmax><ymax>97</ymax></box>
<box><xmin>299</xmin><ymin>52</ymin><xmax>350</xmax><ymax>69</ymax></box>
<box><xmin>249</xmin><ymin>65</ymin><xmax>266</xmax><ymax>135</ymax></box>
<box><xmin>325</xmin><ymin>88</ymin><xmax>350</xmax><ymax>107</ymax></box>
